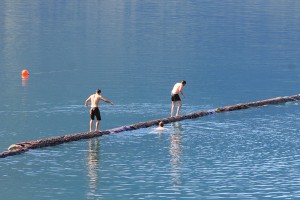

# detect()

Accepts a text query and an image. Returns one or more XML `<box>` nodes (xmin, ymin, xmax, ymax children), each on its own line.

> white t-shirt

<box><xmin>171</xmin><ymin>83</ymin><xmax>181</xmax><ymax>94</ymax></box>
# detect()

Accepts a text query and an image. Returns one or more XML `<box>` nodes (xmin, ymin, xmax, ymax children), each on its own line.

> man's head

<box><xmin>182</xmin><ymin>80</ymin><xmax>186</xmax><ymax>86</ymax></box>
<box><xmin>96</xmin><ymin>89</ymin><xmax>101</xmax><ymax>94</ymax></box>
<box><xmin>159</xmin><ymin>121</ymin><xmax>164</xmax><ymax>127</ymax></box>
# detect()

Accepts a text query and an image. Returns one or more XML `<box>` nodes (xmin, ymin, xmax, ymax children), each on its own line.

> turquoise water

<box><xmin>1</xmin><ymin>1</ymin><xmax>300</xmax><ymax>199</ymax></box>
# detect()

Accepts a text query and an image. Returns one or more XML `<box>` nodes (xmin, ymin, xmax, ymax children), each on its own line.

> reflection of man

<box><xmin>85</xmin><ymin>89</ymin><xmax>114</xmax><ymax>132</ymax></box>
<box><xmin>169</xmin><ymin>122</ymin><xmax>182</xmax><ymax>188</ymax></box>
<box><xmin>171</xmin><ymin>80</ymin><xmax>186</xmax><ymax>117</ymax></box>
<box><xmin>87</xmin><ymin>139</ymin><xmax>100</xmax><ymax>196</ymax></box>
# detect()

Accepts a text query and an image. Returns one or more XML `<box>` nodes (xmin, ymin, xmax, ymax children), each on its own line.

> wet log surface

<box><xmin>1</xmin><ymin>94</ymin><xmax>300</xmax><ymax>158</ymax></box>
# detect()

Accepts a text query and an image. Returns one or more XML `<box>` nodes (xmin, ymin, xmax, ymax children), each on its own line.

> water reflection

<box><xmin>86</xmin><ymin>138</ymin><xmax>100</xmax><ymax>199</ymax></box>
<box><xmin>169</xmin><ymin>122</ymin><xmax>183</xmax><ymax>188</ymax></box>
<box><xmin>22</xmin><ymin>76</ymin><xmax>28</xmax><ymax>87</ymax></box>
<box><xmin>21</xmin><ymin>76</ymin><xmax>29</xmax><ymax>121</ymax></box>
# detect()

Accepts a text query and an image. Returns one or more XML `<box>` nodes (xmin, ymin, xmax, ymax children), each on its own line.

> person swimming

<box><xmin>155</xmin><ymin>121</ymin><xmax>169</xmax><ymax>131</ymax></box>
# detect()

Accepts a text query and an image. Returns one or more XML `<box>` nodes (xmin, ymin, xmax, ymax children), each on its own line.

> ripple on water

<box><xmin>2</xmin><ymin>104</ymin><xmax>300</xmax><ymax>199</ymax></box>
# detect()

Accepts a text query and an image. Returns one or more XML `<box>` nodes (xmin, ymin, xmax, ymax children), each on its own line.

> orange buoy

<box><xmin>22</xmin><ymin>69</ymin><xmax>29</xmax><ymax>78</ymax></box>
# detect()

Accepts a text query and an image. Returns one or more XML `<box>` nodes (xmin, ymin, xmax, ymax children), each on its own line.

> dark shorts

<box><xmin>90</xmin><ymin>107</ymin><xmax>101</xmax><ymax>120</ymax></box>
<box><xmin>171</xmin><ymin>94</ymin><xmax>181</xmax><ymax>102</ymax></box>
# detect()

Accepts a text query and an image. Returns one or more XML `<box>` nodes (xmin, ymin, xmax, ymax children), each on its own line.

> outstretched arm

<box><xmin>101</xmin><ymin>97</ymin><xmax>114</xmax><ymax>105</ymax></box>
<box><xmin>85</xmin><ymin>96</ymin><xmax>91</xmax><ymax>107</ymax></box>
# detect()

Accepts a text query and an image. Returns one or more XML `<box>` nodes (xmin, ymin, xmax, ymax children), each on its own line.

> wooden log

<box><xmin>1</xmin><ymin>94</ymin><xmax>300</xmax><ymax>158</ymax></box>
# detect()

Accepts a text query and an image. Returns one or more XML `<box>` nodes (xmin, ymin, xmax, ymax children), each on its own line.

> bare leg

<box><xmin>95</xmin><ymin>120</ymin><xmax>101</xmax><ymax>131</ymax></box>
<box><xmin>90</xmin><ymin>120</ymin><xmax>94</xmax><ymax>132</ymax></box>
<box><xmin>171</xmin><ymin>101</ymin><xmax>176</xmax><ymax>117</ymax></box>
<box><xmin>176</xmin><ymin>101</ymin><xmax>182</xmax><ymax>116</ymax></box>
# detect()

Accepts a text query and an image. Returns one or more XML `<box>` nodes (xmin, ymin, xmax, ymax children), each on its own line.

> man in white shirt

<box><xmin>171</xmin><ymin>80</ymin><xmax>186</xmax><ymax>117</ymax></box>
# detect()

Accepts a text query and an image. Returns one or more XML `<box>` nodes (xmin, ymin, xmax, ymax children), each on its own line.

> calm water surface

<box><xmin>1</xmin><ymin>1</ymin><xmax>300</xmax><ymax>199</ymax></box>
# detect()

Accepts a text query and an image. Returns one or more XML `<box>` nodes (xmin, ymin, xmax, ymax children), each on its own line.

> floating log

<box><xmin>1</xmin><ymin>94</ymin><xmax>300</xmax><ymax>158</ymax></box>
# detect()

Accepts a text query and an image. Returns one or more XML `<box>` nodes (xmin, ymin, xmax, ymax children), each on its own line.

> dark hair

<box><xmin>96</xmin><ymin>89</ymin><xmax>101</xmax><ymax>94</ymax></box>
<box><xmin>182</xmin><ymin>80</ymin><xmax>186</xmax><ymax>85</ymax></box>
<box><xmin>159</xmin><ymin>121</ymin><xmax>164</xmax><ymax>127</ymax></box>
